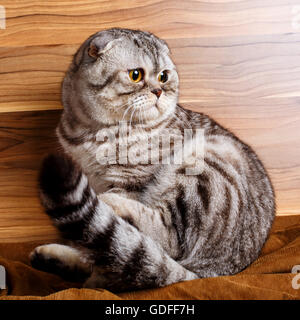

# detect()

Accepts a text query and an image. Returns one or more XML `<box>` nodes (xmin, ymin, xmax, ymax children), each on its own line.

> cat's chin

<box><xmin>140</xmin><ymin>104</ymin><xmax>162</xmax><ymax>122</ymax></box>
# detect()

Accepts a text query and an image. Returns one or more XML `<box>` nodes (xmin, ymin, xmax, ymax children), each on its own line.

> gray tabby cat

<box><xmin>30</xmin><ymin>28</ymin><xmax>275</xmax><ymax>291</ymax></box>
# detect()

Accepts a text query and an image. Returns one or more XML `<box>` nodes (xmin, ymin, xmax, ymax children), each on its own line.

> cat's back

<box><xmin>162</xmin><ymin>106</ymin><xmax>275</xmax><ymax>274</ymax></box>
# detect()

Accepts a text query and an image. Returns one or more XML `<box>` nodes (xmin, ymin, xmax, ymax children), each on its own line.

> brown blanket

<box><xmin>0</xmin><ymin>215</ymin><xmax>300</xmax><ymax>300</ymax></box>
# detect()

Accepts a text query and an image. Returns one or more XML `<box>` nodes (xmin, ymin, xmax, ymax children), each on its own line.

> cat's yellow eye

<box><xmin>129</xmin><ymin>69</ymin><xmax>144</xmax><ymax>83</ymax></box>
<box><xmin>158</xmin><ymin>70</ymin><xmax>168</xmax><ymax>83</ymax></box>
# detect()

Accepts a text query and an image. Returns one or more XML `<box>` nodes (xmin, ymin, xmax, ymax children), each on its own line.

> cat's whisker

<box><xmin>113</xmin><ymin>101</ymin><xmax>131</xmax><ymax>115</ymax></box>
<box><xmin>138</xmin><ymin>108</ymin><xmax>145</xmax><ymax>134</ymax></box>
<box><xmin>142</xmin><ymin>106</ymin><xmax>147</xmax><ymax>124</ymax></box>
<box><xmin>129</xmin><ymin>106</ymin><xmax>137</xmax><ymax>129</ymax></box>
<box><xmin>137</xmin><ymin>108</ymin><xmax>142</xmax><ymax>131</ymax></box>
<box><xmin>141</xmin><ymin>107</ymin><xmax>147</xmax><ymax>129</ymax></box>
<box><xmin>121</xmin><ymin>104</ymin><xmax>134</xmax><ymax>123</ymax></box>
<box><xmin>138</xmin><ymin>108</ymin><xmax>144</xmax><ymax>127</ymax></box>
<box><xmin>115</xmin><ymin>101</ymin><xmax>130</xmax><ymax>110</ymax></box>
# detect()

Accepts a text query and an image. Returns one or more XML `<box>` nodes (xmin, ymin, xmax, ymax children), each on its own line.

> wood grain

<box><xmin>0</xmin><ymin>0</ymin><xmax>299</xmax><ymax>242</ymax></box>
<box><xmin>1</xmin><ymin>0</ymin><xmax>300</xmax><ymax>46</ymax></box>
<box><xmin>0</xmin><ymin>111</ymin><xmax>60</xmax><ymax>242</ymax></box>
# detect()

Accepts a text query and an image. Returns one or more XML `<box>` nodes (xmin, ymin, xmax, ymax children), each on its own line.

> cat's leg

<box><xmin>38</xmin><ymin>154</ymin><xmax>197</xmax><ymax>290</ymax></box>
<box><xmin>80</xmin><ymin>202</ymin><xmax>197</xmax><ymax>291</ymax></box>
<box><xmin>98</xmin><ymin>192</ymin><xmax>179</xmax><ymax>257</ymax></box>
<box><xmin>30</xmin><ymin>244</ymin><xmax>91</xmax><ymax>281</ymax></box>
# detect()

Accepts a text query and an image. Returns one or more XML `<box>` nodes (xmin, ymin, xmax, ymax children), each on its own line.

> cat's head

<box><xmin>62</xmin><ymin>28</ymin><xmax>179</xmax><ymax>126</ymax></box>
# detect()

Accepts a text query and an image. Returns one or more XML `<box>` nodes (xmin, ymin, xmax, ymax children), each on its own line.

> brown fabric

<box><xmin>0</xmin><ymin>215</ymin><xmax>300</xmax><ymax>300</ymax></box>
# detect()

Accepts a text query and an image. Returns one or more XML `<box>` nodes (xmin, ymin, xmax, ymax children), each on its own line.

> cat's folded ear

<box><xmin>73</xmin><ymin>31</ymin><xmax>121</xmax><ymax>69</ymax></box>
<box><xmin>87</xmin><ymin>32</ymin><xmax>119</xmax><ymax>59</ymax></box>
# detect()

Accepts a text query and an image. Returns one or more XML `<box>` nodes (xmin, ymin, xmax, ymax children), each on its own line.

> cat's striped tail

<box><xmin>39</xmin><ymin>154</ymin><xmax>197</xmax><ymax>291</ymax></box>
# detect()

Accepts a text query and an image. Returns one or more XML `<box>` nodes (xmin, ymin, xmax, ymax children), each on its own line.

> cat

<box><xmin>30</xmin><ymin>28</ymin><xmax>275</xmax><ymax>291</ymax></box>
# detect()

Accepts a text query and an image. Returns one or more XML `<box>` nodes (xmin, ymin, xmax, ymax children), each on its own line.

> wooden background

<box><xmin>0</xmin><ymin>0</ymin><xmax>299</xmax><ymax>242</ymax></box>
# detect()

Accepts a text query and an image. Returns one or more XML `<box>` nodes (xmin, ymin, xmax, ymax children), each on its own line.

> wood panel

<box><xmin>1</xmin><ymin>0</ymin><xmax>299</xmax><ymax>47</ymax></box>
<box><xmin>0</xmin><ymin>111</ymin><xmax>60</xmax><ymax>242</ymax></box>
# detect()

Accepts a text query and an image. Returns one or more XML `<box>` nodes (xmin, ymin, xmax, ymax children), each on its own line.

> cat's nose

<box><xmin>151</xmin><ymin>88</ymin><xmax>162</xmax><ymax>98</ymax></box>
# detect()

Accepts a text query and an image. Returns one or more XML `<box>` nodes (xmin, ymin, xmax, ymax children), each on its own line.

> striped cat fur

<box><xmin>30</xmin><ymin>28</ymin><xmax>275</xmax><ymax>291</ymax></box>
